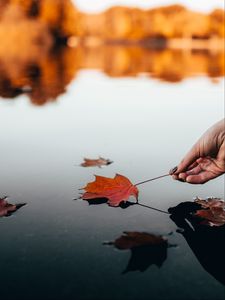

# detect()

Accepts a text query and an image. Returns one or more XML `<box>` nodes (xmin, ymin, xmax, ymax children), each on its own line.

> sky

<box><xmin>73</xmin><ymin>0</ymin><xmax>224</xmax><ymax>13</ymax></box>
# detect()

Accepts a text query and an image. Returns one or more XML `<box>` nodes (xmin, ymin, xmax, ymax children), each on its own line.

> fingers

<box><xmin>175</xmin><ymin>144</ymin><xmax>200</xmax><ymax>174</ymax></box>
<box><xmin>171</xmin><ymin>161</ymin><xmax>199</xmax><ymax>181</ymax></box>
<box><xmin>185</xmin><ymin>165</ymin><xmax>202</xmax><ymax>175</ymax></box>
<box><xmin>187</xmin><ymin>161</ymin><xmax>199</xmax><ymax>171</ymax></box>
<box><xmin>177</xmin><ymin>172</ymin><xmax>187</xmax><ymax>181</ymax></box>
<box><xmin>171</xmin><ymin>158</ymin><xmax>215</xmax><ymax>184</ymax></box>
<box><xmin>172</xmin><ymin>155</ymin><xmax>213</xmax><ymax>183</ymax></box>
<box><xmin>169</xmin><ymin>166</ymin><xmax>178</xmax><ymax>175</ymax></box>
<box><xmin>185</xmin><ymin>172</ymin><xmax>217</xmax><ymax>184</ymax></box>
<box><xmin>172</xmin><ymin>158</ymin><xmax>220</xmax><ymax>184</ymax></box>
<box><xmin>173</xmin><ymin>170</ymin><xmax>216</xmax><ymax>184</ymax></box>
<box><xmin>176</xmin><ymin>165</ymin><xmax>201</xmax><ymax>181</ymax></box>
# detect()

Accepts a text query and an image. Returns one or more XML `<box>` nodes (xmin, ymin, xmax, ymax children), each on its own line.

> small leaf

<box><xmin>80</xmin><ymin>157</ymin><xmax>113</xmax><ymax>168</ymax></box>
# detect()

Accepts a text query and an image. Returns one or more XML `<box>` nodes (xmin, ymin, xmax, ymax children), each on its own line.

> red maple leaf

<box><xmin>80</xmin><ymin>174</ymin><xmax>139</xmax><ymax>207</ymax></box>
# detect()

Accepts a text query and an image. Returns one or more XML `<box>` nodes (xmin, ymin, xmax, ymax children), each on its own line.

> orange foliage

<box><xmin>81</xmin><ymin>174</ymin><xmax>139</xmax><ymax>207</ymax></box>
<box><xmin>0</xmin><ymin>1</ymin><xmax>224</xmax><ymax>105</ymax></box>
<box><xmin>39</xmin><ymin>0</ymin><xmax>80</xmax><ymax>37</ymax></box>
<box><xmin>79</xmin><ymin>4</ymin><xmax>224</xmax><ymax>40</ymax></box>
<box><xmin>0</xmin><ymin>1</ymin><xmax>224</xmax><ymax>40</ymax></box>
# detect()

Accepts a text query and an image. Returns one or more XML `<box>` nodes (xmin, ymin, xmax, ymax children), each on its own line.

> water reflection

<box><xmin>169</xmin><ymin>202</ymin><xmax>225</xmax><ymax>285</ymax></box>
<box><xmin>105</xmin><ymin>231</ymin><xmax>169</xmax><ymax>274</ymax></box>
<box><xmin>0</xmin><ymin>45</ymin><xmax>224</xmax><ymax>105</ymax></box>
<box><xmin>122</xmin><ymin>242</ymin><xmax>167</xmax><ymax>274</ymax></box>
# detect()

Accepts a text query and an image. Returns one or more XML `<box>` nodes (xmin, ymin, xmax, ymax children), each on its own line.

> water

<box><xmin>0</xmin><ymin>47</ymin><xmax>224</xmax><ymax>300</ymax></box>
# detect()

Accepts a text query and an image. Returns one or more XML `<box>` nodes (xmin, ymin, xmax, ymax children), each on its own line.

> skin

<box><xmin>172</xmin><ymin>119</ymin><xmax>225</xmax><ymax>184</ymax></box>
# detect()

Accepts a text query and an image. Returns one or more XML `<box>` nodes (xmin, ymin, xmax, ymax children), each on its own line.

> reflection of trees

<box><xmin>0</xmin><ymin>47</ymin><xmax>79</xmax><ymax>105</ymax></box>
<box><xmin>0</xmin><ymin>45</ymin><xmax>224</xmax><ymax>105</ymax></box>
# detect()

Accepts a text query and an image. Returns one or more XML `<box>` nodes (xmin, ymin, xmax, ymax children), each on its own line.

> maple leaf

<box><xmin>194</xmin><ymin>197</ymin><xmax>225</xmax><ymax>227</ymax></box>
<box><xmin>0</xmin><ymin>196</ymin><xmax>26</xmax><ymax>217</ymax></box>
<box><xmin>104</xmin><ymin>232</ymin><xmax>168</xmax><ymax>273</ymax></box>
<box><xmin>80</xmin><ymin>157</ymin><xmax>113</xmax><ymax>168</ymax></box>
<box><xmin>80</xmin><ymin>174</ymin><xmax>139</xmax><ymax>207</ymax></box>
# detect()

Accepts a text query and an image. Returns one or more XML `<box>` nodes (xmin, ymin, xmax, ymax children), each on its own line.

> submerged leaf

<box><xmin>80</xmin><ymin>174</ymin><xmax>139</xmax><ymax>207</ymax></box>
<box><xmin>194</xmin><ymin>197</ymin><xmax>225</xmax><ymax>227</ymax></box>
<box><xmin>0</xmin><ymin>196</ymin><xmax>26</xmax><ymax>217</ymax></box>
<box><xmin>80</xmin><ymin>157</ymin><xmax>113</xmax><ymax>168</ymax></box>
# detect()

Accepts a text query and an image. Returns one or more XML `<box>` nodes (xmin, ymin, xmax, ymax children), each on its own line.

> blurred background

<box><xmin>0</xmin><ymin>0</ymin><xmax>224</xmax><ymax>105</ymax></box>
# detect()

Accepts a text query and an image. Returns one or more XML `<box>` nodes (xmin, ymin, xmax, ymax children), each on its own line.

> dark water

<box><xmin>0</xmin><ymin>57</ymin><xmax>224</xmax><ymax>299</ymax></box>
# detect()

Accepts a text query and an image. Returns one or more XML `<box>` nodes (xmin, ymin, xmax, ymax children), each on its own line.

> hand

<box><xmin>172</xmin><ymin>119</ymin><xmax>225</xmax><ymax>184</ymax></box>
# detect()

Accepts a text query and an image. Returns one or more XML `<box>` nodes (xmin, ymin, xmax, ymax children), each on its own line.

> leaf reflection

<box><xmin>104</xmin><ymin>232</ymin><xmax>169</xmax><ymax>274</ymax></box>
<box><xmin>169</xmin><ymin>202</ymin><xmax>225</xmax><ymax>285</ymax></box>
<box><xmin>122</xmin><ymin>243</ymin><xmax>167</xmax><ymax>274</ymax></box>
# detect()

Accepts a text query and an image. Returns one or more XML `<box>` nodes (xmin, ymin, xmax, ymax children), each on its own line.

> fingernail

<box><xmin>178</xmin><ymin>178</ymin><xmax>186</xmax><ymax>182</ymax></box>
<box><xmin>169</xmin><ymin>166</ymin><xmax>178</xmax><ymax>175</ymax></box>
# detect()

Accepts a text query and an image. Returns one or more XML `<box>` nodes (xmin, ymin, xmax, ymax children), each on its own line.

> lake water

<box><xmin>0</xmin><ymin>46</ymin><xmax>224</xmax><ymax>300</ymax></box>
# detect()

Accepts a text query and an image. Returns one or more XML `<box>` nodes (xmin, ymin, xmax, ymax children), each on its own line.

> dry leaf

<box><xmin>80</xmin><ymin>174</ymin><xmax>139</xmax><ymax>207</ymax></box>
<box><xmin>194</xmin><ymin>197</ymin><xmax>225</xmax><ymax>227</ymax></box>
<box><xmin>0</xmin><ymin>196</ymin><xmax>26</xmax><ymax>217</ymax></box>
<box><xmin>80</xmin><ymin>157</ymin><xmax>113</xmax><ymax>168</ymax></box>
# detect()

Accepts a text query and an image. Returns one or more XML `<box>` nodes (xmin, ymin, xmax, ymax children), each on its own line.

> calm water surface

<box><xmin>0</xmin><ymin>68</ymin><xmax>224</xmax><ymax>300</ymax></box>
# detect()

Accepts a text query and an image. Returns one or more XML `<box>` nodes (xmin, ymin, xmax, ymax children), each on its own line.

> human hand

<box><xmin>172</xmin><ymin>119</ymin><xmax>225</xmax><ymax>184</ymax></box>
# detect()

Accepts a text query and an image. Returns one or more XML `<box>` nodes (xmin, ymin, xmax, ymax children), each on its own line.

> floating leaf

<box><xmin>80</xmin><ymin>157</ymin><xmax>113</xmax><ymax>168</ymax></box>
<box><xmin>80</xmin><ymin>174</ymin><xmax>139</xmax><ymax>207</ymax></box>
<box><xmin>194</xmin><ymin>197</ymin><xmax>225</xmax><ymax>227</ymax></box>
<box><xmin>0</xmin><ymin>196</ymin><xmax>26</xmax><ymax>217</ymax></box>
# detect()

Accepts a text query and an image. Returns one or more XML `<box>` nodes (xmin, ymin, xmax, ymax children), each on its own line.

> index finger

<box><xmin>175</xmin><ymin>144</ymin><xmax>200</xmax><ymax>174</ymax></box>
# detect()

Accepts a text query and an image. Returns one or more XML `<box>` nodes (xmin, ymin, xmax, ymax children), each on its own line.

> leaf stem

<box><xmin>136</xmin><ymin>203</ymin><xmax>170</xmax><ymax>214</ymax></box>
<box><xmin>135</xmin><ymin>174</ymin><xmax>170</xmax><ymax>186</ymax></box>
